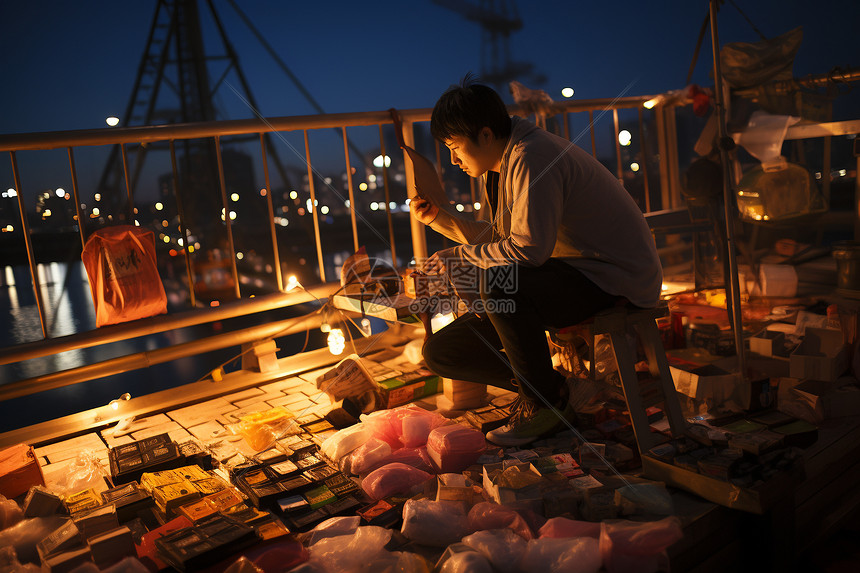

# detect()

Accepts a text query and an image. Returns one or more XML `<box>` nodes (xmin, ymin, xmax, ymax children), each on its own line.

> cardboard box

<box><xmin>750</xmin><ymin>329</ymin><xmax>788</xmax><ymax>358</ymax></box>
<box><xmin>0</xmin><ymin>444</ymin><xmax>45</xmax><ymax>499</ymax></box>
<box><xmin>481</xmin><ymin>462</ymin><xmax>543</xmax><ymax>505</ymax></box>
<box><xmin>641</xmin><ymin>454</ymin><xmax>800</xmax><ymax>514</ymax></box>
<box><xmin>441</xmin><ymin>379</ymin><xmax>488</xmax><ymax>410</ymax></box>
<box><xmin>790</xmin><ymin>328</ymin><xmax>848</xmax><ymax>382</ymax></box>
<box><xmin>670</xmin><ymin>358</ymin><xmax>748</xmax><ymax>408</ymax></box>
<box><xmin>791</xmin><ymin>378</ymin><xmax>860</xmax><ymax>419</ymax></box>
<box><xmin>377</xmin><ymin>375</ymin><xmax>440</xmax><ymax>408</ymax></box>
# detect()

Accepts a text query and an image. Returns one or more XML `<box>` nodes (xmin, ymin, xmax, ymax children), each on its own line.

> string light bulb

<box><xmin>327</xmin><ymin>328</ymin><xmax>345</xmax><ymax>355</ymax></box>
<box><xmin>109</xmin><ymin>392</ymin><xmax>131</xmax><ymax>410</ymax></box>
<box><xmin>360</xmin><ymin>317</ymin><xmax>372</xmax><ymax>336</ymax></box>
<box><xmin>285</xmin><ymin>275</ymin><xmax>299</xmax><ymax>292</ymax></box>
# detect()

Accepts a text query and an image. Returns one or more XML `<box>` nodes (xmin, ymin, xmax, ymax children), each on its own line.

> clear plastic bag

<box><xmin>0</xmin><ymin>497</ymin><xmax>23</xmax><ymax>531</ymax></box>
<box><xmin>383</xmin><ymin>447</ymin><xmax>433</xmax><ymax>474</ymax></box>
<box><xmin>461</xmin><ymin>529</ymin><xmax>527</xmax><ymax>573</ymax></box>
<box><xmin>437</xmin><ymin>549</ymin><xmax>493</xmax><ymax>573</ymax></box>
<box><xmin>48</xmin><ymin>451</ymin><xmax>108</xmax><ymax>497</ymax></box>
<box><xmin>522</xmin><ymin>537</ymin><xmax>601</xmax><ymax>573</ymax></box>
<box><xmin>360</xmin><ymin>405</ymin><xmax>447</xmax><ymax>449</ymax></box>
<box><xmin>307</xmin><ymin>526</ymin><xmax>392</xmax><ymax>573</ymax></box>
<box><xmin>89</xmin><ymin>557</ymin><xmax>151</xmax><ymax>573</ymax></box>
<box><xmin>320</xmin><ymin>424</ymin><xmax>373</xmax><ymax>463</ymax></box>
<box><xmin>426</xmin><ymin>424</ymin><xmax>486</xmax><ymax>473</ymax></box>
<box><xmin>305</xmin><ymin>516</ymin><xmax>361</xmax><ymax>546</ymax></box>
<box><xmin>0</xmin><ymin>546</ymin><xmax>40</xmax><ymax>573</ymax></box>
<box><xmin>398</xmin><ymin>406</ymin><xmax>447</xmax><ymax>448</ymax></box>
<box><xmin>226</xmin><ymin>407</ymin><xmax>299</xmax><ymax>452</ymax></box>
<box><xmin>538</xmin><ymin>517</ymin><xmax>600</xmax><ymax>539</ymax></box>
<box><xmin>360</xmin><ymin>410</ymin><xmax>404</xmax><ymax>449</ymax></box>
<box><xmin>599</xmin><ymin>517</ymin><xmax>683</xmax><ymax>573</ymax></box>
<box><xmin>341</xmin><ymin>438</ymin><xmax>392</xmax><ymax>476</ymax></box>
<box><xmin>360</xmin><ymin>463</ymin><xmax>432</xmax><ymax>500</ymax></box>
<box><xmin>400</xmin><ymin>499</ymin><xmax>471</xmax><ymax>547</ymax></box>
<box><xmin>248</xmin><ymin>540</ymin><xmax>309</xmax><ymax>573</ymax></box>
<box><xmin>223</xmin><ymin>556</ymin><xmax>263</xmax><ymax>573</ymax></box>
<box><xmin>467</xmin><ymin>502</ymin><xmax>534</xmax><ymax>541</ymax></box>
<box><xmin>0</xmin><ymin>516</ymin><xmax>67</xmax><ymax>565</ymax></box>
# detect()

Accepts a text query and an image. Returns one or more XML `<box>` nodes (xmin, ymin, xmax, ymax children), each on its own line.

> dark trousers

<box><xmin>422</xmin><ymin>259</ymin><xmax>620</xmax><ymax>404</ymax></box>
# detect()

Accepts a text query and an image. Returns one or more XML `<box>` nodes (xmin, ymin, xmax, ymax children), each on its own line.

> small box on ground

<box><xmin>790</xmin><ymin>327</ymin><xmax>848</xmax><ymax>382</ymax></box>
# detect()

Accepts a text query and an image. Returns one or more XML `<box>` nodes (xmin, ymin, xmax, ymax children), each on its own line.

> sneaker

<box><xmin>486</xmin><ymin>397</ymin><xmax>575</xmax><ymax>447</ymax></box>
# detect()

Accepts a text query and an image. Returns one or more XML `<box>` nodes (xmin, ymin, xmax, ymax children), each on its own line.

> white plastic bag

<box><xmin>400</xmin><ymin>499</ymin><xmax>471</xmax><ymax>547</ymax></box>
<box><xmin>462</xmin><ymin>529</ymin><xmax>527</xmax><ymax>573</ymax></box>
<box><xmin>308</xmin><ymin>526</ymin><xmax>392</xmax><ymax>573</ymax></box>
<box><xmin>438</xmin><ymin>551</ymin><xmax>493</xmax><ymax>573</ymax></box>
<box><xmin>320</xmin><ymin>424</ymin><xmax>373</xmax><ymax>463</ymax></box>
<box><xmin>522</xmin><ymin>537</ymin><xmax>601</xmax><ymax>573</ymax></box>
<box><xmin>305</xmin><ymin>516</ymin><xmax>361</xmax><ymax>546</ymax></box>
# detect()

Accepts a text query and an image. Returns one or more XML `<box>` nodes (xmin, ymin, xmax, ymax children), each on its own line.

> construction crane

<box><xmin>96</xmin><ymin>0</ymin><xmax>295</xmax><ymax>227</ymax></box>
<box><xmin>431</xmin><ymin>0</ymin><xmax>542</xmax><ymax>89</ymax></box>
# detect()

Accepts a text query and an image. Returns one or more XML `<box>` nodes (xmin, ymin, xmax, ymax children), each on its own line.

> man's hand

<box><xmin>422</xmin><ymin>247</ymin><xmax>458</xmax><ymax>275</ymax></box>
<box><xmin>409</xmin><ymin>197</ymin><xmax>439</xmax><ymax>226</ymax></box>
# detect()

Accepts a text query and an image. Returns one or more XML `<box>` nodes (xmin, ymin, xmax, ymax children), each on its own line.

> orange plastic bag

<box><xmin>82</xmin><ymin>225</ymin><xmax>167</xmax><ymax>327</ymax></box>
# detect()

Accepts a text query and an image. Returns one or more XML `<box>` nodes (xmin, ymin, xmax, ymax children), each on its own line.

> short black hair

<box><xmin>430</xmin><ymin>75</ymin><xmax>512</xmax><ymax>143</ymax></box>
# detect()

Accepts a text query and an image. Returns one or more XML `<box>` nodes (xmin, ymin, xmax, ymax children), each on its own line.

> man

<box><xmin>411</xmin><ymin>79</ymin><xmax>663</xmax><ymax>446</ymax></box>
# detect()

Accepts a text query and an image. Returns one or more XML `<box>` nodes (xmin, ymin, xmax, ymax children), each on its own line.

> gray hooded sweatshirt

<box><xmin>429</xmin><ymin>116</ymin><xmax>663</xmax><ymax>308</ymax></box>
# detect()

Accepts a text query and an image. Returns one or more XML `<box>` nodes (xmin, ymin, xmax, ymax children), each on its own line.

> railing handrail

<box><xmin>0</xmin><ymin>96</ymin><xmax>656</xmax><ymax>152</ymax></box>
<box><xmin>0</xmin><ymin>282</ymin><xmax>338</xmax><ymax>367</ymax></box>
<box><xmin>0</xmin><ymin>91</ymin><xmax>660</xmax><ymax>405</ymax></box>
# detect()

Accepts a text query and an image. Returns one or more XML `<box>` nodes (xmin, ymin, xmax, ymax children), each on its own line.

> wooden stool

<box><xmin>558</xmin><ymin>303</ymin><xmax>687</xmax><ymax>455</ymax></box>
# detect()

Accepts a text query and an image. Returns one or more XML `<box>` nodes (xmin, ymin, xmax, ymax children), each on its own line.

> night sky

<box><xmin>2</xmin><ymin>1</ymin><xmax>857</xmax><ymax>133</ymax></box>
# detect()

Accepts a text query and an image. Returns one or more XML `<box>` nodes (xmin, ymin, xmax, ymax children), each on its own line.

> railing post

<box><xmin>342</xmin><ymin>127</ymin><xmax>360</xmax><ymax>252</ymax></box>
<box><xmin>120</xmin><ymin>143</ymin><xmax>135</xmax><ymax>222</ymax></box>
<box><xmin>401</xmin><ymin>120</ymin><xmax>427</xmax><ymax>262</ymax></box>
<box><xmin>213</xmin><ymin>135</ymin><xmax>241</xmax><ymax>299</ymax></box>
<box><xmin>9</xmin><ymin>151</ymin><xmax>49</xmax><ymax>339</ymax></box>
<box><xmin>638</xmin><ymin>107</ymin><xmax>652</xmax><ymax>213</ymax></box>
<box><xmin>303</xmin><ymin>130</ymin><xmax>326</xmax><ymax>282</ymax></box>
<box><xmin>259</xmin><ymin>133</ymin><xmax>284</xmax><ymax>292</ymax></box>
<box><xmin>169</xmin><ymin>140</ymin><xmax>197</xmax><ymax>308</ymax></box>
<box><xmin>378</xmin><ymin>124</ymin><xmax>397</xmax><ymax>266</ymax></box>
<box><xmin>655</xmin><ymin>104</ymin><xmax>671</xmax><ymax>212</ymax></box>
<box><xmin>613</xmin><ymin>108</ymin><xmax>624</xmax><ymax>183</ymax></box>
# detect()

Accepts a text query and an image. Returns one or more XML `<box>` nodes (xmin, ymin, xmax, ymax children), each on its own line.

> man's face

<box><xmin>444</xmin><ymin>128</ymin><xmax>500</xmax><ymax>177</ymax></box>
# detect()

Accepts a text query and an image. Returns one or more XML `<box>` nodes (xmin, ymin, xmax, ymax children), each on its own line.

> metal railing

<box><xmin>0</xmin><ymin>94</ymin><xmax>671</xmax><ymax>406</ymax></box>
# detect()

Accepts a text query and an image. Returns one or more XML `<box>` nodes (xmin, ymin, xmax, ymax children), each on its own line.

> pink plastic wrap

<box><xmin>539</xmin><ymin>517</ymin><xmax>601</xmax><ymax>539</ymax></box>
<box><xmin>341</xmin><ymin>438</ymin><xmax>393</xmax><ymax>475</ymax></box>
<box><xmin>399</xmin><ymin>406</ymin><xmax>447</xmax><ymax>448</ymax></box>
<box><xmin>342</xmin><ymin>441</ymin><xmax>434</xmax><ymax>476</ymax></box>
<box><xmin>361</xmin><ymin>410</ymin><xmax>403</xmax><ymax>449</ymax></box>
<box><xmin>361</xmin><ymin>463</ymin><xmax>433</xmax><ymax>500</ymax></box>
<box><xmin>383</xmin><ymin>447</ymin><xmax>434</xmax><ymax>474</ymax></box>
<box><xmin>426</xmin><ymin>424</ymin><xmax>486</xmax><ymax>473</ymax></box>
<box><xmin>599</xmin><ymin>517</ymin><xmax>683</xmax><ymax>573</ymax></box>
<box><xmin>467</xmin><ymin>502</ymin><xmax>534</xmax><ymax>540</ymax></box>
<box><xmin>362</xmin><ymin>405</ymin><xmax>447</xmax><ymax>449</ymax></box>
